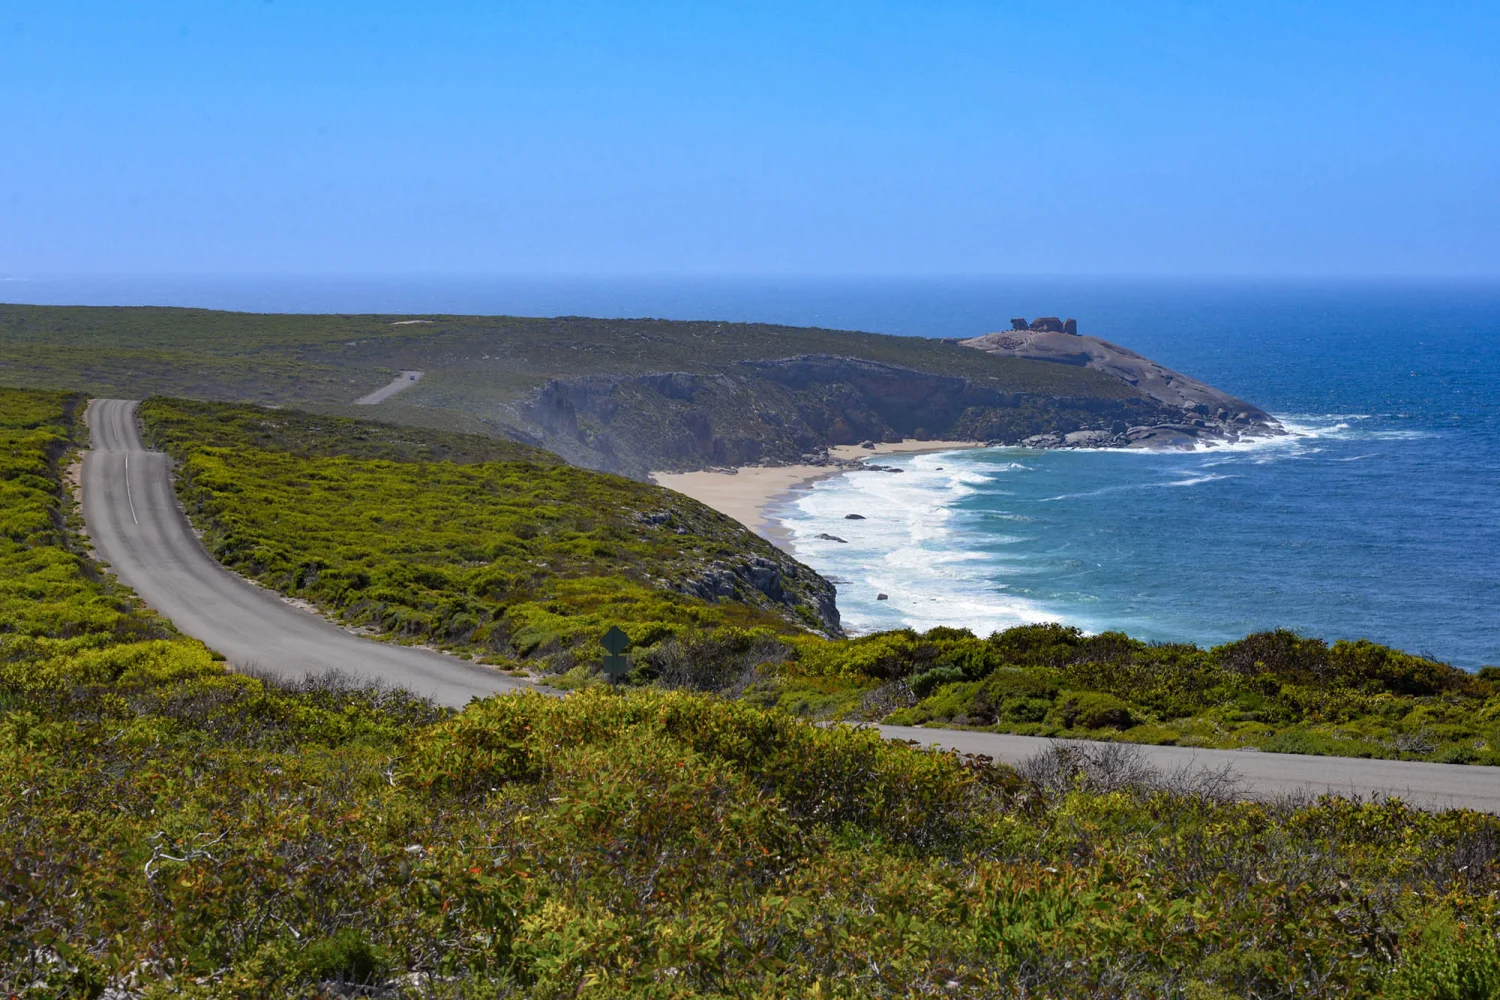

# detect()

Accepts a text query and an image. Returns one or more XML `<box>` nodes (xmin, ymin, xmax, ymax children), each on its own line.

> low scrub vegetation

<box><xmin>0</xmin><ymin>305</ymin><xmax>1143</xmax><ymax>475</ymax></box>
<box><xmin>141</xmin><ymin>397</ymin><xmax>562</xmax><ymax>467</ymax></box>
<box><xmin>137</xmin><ymin>399</ymin><xmax>840</xmax><ymax>668</ymax></box>
<box><xmin>136</xmin><ymin>398</ymin><xmax>1500</xmax><ymax>766</ymax></box>
<box><xmin>4</xmin><ymin>388</ymin><xmax>1500</xmax><ymax>997</ymax></box>
<box><xmin>795</xmin><ymin>624</ymin><xmax>1500</xmax><ymax>765</ymax></box>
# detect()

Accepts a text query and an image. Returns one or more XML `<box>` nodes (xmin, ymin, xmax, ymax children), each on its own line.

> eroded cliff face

<box><xmin>516</xmin><ymin>348</ymin><xmax>1282</xmax><ymax>476</ymax></box>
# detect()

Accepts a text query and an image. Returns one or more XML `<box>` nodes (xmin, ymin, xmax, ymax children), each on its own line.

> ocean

<box><xmin>6</xmin><ymin>274</ymin><xmax>1498</xmax><ymax>667</ymax></box>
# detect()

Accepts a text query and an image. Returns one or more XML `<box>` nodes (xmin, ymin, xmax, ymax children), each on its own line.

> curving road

<box><xmin>80</xmin><ymin>400</ymin><xmax>1500</xmax><ymax>811</ymax></box>
<box><xmin>82</xmin><ymin>399</ymin><xmax>527</xmax><ymax>707</ymax></box>
<box><xmin>876</xmin><ymin>725</ymin><xmax>1500</xmax><ymax>815</ymax></box>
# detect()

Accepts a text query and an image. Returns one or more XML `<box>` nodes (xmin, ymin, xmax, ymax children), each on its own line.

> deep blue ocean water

<box><xmin>6</xmin><ymin>275</ymin><xmax>1497</xmax><ymax>666</ymax></box>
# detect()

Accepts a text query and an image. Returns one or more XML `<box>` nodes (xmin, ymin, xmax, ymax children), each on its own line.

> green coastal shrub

<box><xmin>299</xmin><ymin>929</ymin><xmax>391</xmax><ymax>987</ymax></box>
<box><xmin>907</xmin><ymin>663</ymin><xmax>965</xmax><ymax>697</ymax></box>
<box><xmin>7</xmin><ymin>388</ymin><xmax>1500</xmax><ymax>997</ymax></box>
<box><xmin>137</xmin><ymin>398</ymin><xmax>836</xmax><ymax>673</ymax></box>
<box><xmin>847</xmin><ymin>620</ymin><xmax>1492</xmax><ymax>761</ymax></box>
<box><xmin>1055</xmin><ymin>690</ymin><xmax>1135</xmax><ymax>730</ymax></box>
<box><xmin>120</xmin><ymin>396</ymin><xmax>1500</xmax><ymax>766</ymax></box>
<box><xmin>1383</xmin><ymin>924</ymin><xmax>1500</xmax><ymax>1000</ymax></box>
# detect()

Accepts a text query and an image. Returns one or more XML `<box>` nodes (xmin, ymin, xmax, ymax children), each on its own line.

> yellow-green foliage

<box><xmin>140</xmin><ymin>396</ymin><xmax>562</xmax><ymax>467</ymax></box>
<box><xmin>803</xmin><ymin>624</ymin><xmax>1498</xmax><ymax>764</ymax></box>
<box><xmin>0</xmin><ymin>390</ymin><xmax>181</xmax><ymax>666</ymax></box>
<box><xmin>4</xmin><ymin>388</ymin><xmax>1500</xmax><ymax>998</ymax></box>
<box><xmin>9</xmin><ymin>674</ymin><xmax>1500</xmax><ymax>998</ymax></box>
<box><xmin>139</xmin><ymin>398</ymin><xmax>837</xmax><ymax>668</ymax></box>
<box><xmin>136</xmin><ymin>398</ymin><xmax>1498</xmax><ymax>764</ymax></box>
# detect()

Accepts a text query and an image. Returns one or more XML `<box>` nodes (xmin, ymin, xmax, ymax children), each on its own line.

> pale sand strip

<box><xmin>652</xmin><ymin>440</ymin><xmax>984</xmax><ymax>543</ymax></box>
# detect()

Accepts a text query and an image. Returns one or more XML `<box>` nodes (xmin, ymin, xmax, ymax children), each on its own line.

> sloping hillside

<box><xmin>6</xmin><ymin>387</ymin><xmax>1500</xmax><ymax>997</ymax></box>
<box><xmin>1</xmin><ymin>305</ymin><xmax>1279</xmax><ymax>475</ymax></box>
<box><xmin>138</xmin><ymin>398</ymin><xmax>843</xmax><ymax>652</ymax></box>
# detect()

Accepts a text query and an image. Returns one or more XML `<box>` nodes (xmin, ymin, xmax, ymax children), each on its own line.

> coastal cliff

<box><xmin>0</xmin><ymin>304</ymin><xmax>1284</xmax><ymax>477</ymax></box>
<box><xmin>519</xmin><ymin>344</ymin><xmax>1284</xmax><ymax>474</ymax></box>
<box><xmin>960</xmin><ymin>328</ymin><xmax>1283</xmax><ymax>449</ymax></box>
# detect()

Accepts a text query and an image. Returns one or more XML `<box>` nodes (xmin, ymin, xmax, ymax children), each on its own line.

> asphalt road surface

<box><xmin>82</xmin><ymin>399</ymin><xmax>525</xmax><ymax>707</ymax></box>
<box><xmin>79</xmin><ymin>399</ymin><xmax>1500</xmax><ymax>812</ymax></box>
<box><xmin>354</xmin><ymin>370</ymin><xmax>424</xmax><ymax>404</ymax></box>
<box><xmin>878</xmin><ymin>725</ymin><xmax>1500</xmax><ymax>814</ymax></box>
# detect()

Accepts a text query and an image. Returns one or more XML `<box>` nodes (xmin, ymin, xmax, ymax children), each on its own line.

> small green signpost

<box><xmin>600</xmin><ymin>625</ymin><xmax>631</xmax><ymax>682</ymax></box>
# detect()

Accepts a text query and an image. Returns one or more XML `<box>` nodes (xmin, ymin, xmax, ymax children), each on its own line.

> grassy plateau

<box><xmin>0</xmin><ymin>304</ymin><xmax>1174</xmax><ymax>475</ymax></box>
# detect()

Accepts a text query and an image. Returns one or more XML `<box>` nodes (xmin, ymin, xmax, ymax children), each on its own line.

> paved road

<box><xmin>82</xmin><ymin>399</ymin><xmax>525</xmax><ymax>707</ymax></box>
<box><xmin>79</xmin><ymin>400</ymin><xmax>1500</xmax><ymax>812</ymax></box>
<box><xmin>878</xmin><ymin>725</ymin><xmax>1500</xmax><ymax>814</ymax></box>
<box><xmin>354</xmin><ymin>370</ymin><xmax>424</xmax><ymax>405</ymax></box>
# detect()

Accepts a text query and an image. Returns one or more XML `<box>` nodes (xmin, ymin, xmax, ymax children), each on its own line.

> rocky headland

<box><xmin>960</xmin><ymin>324</ymin><xmax>1283</xmax><ymax>450</ymax></box>
<box><xmin>0</xmin><ymin>304</ymin><xmax>1285</xmax><ymax>477</ymax></box>
<box><xmin>522</xmin><ymin>327</ymin><xmax>1284</xmax><ymax>473</ymax></box>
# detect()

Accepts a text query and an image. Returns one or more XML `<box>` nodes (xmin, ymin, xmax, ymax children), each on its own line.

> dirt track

<box><xmin>78</xmin><ymin>399</ymin><xmax>1500</xmax><ymax>811</ymax></box>
<box><xmin>354</xmin><ymin>370</ymin><xmax>424</xmax><ymax>404</ymax></box>
<box><xmin>81</xmin><ymin>399</ymin><xmax>525</xmax><ymax>706</ymax></box>
<box><xmin>877</xmin><ymin>725</ymin><xmax>1500</xmax><ymax>814</ymax></box>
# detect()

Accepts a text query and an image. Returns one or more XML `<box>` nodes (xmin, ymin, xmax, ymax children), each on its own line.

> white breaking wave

<box><xmin>778</xmin><ymin>453</ymin><xmax>1056</xmax><ymax>636</ymax></box>
<box><xmin>771</xmin><ymin>411</ymin><xmax>1428</xmax><ymax>639</ymax></box>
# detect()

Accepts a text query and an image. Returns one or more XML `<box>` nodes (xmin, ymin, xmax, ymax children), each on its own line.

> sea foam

<box><xmin>778</xmin><ymin>451</ymin><xmax>1057</xmax><ymax>635</ymax></box>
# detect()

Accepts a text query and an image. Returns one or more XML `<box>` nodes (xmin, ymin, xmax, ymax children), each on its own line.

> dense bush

<box><xmin>820</xmin><ymin>624</ymin><xmax>1497</xmax><ymax>762</ymax></box>
<box><xmin>132</xmin><ymin>398</ymin><xmax>1500</xmax><ymax>765</ymax></box>
<box><xmin>4</xmin><ymin>388</ymin><xmax>1500</xmax><ymax>997</ymax></box>
<box><xmin>137</xmin><ymin>399</ymin><xmax>840</xmax><ymax>671</ymax></box>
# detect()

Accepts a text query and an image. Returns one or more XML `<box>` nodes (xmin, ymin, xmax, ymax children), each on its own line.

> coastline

<box><xmin>651</xmin><ymin>440</ymin><xmax>984</xmax><ymax>546</ymax></box>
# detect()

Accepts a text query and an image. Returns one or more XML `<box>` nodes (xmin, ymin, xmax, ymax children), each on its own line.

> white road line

<box><xmin>124</xmin><ymin>450</ymin><xmax>139</xmax><ymax>525</ymax></box>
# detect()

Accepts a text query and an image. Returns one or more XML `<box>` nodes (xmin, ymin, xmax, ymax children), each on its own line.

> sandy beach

<box><xmin>651</xmin><ymin>440</ymin><xmax>984</xmax><ymax>544</ymax></box>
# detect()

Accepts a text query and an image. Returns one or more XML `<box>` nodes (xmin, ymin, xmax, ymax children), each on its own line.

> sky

<box><xmin>1</xmin><ymin>1</ymin><xmax>1497</xmax><ymax>277</ymax></box>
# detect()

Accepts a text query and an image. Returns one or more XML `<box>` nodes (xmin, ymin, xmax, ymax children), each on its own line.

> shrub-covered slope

<box><xmin>790</xmin><ymin>625</ymin><xmax>1500</xmax><ymax>765</ymax></box>
<box><xmin>139</xmin><ymin>399</ymin><xmax>1499</xmax><ymax>764</ymax></box>
<box><xmin>137</xmin><ymin>399</ymin><xmax>842</xmax><ymax>661</ymax></box>
<box><xmin>0</xmin><ymin>389</ymin><xmax>179</xmax><ymax>652</ymax></box>
<box><xmin>4</xmin><ymin>390</ymin><xmax>1500</xmax><ymax>998</ymax></box>
<box><xmin>141</xmin><ymin>397</ymin><xmax>563</xmax><ymax>466</ymax></box>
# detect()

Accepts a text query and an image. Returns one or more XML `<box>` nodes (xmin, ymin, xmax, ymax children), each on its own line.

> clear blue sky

<box><xmin>2</xmin><ymin>1</ymin><xmax>1496</xmax><ymax>276</ymax></box>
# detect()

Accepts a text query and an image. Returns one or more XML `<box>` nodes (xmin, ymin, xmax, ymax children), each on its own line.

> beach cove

<box><xmin>651</xmin><ymin>439</ymin><xmax>983</xmax><ymax>544</ymax></box>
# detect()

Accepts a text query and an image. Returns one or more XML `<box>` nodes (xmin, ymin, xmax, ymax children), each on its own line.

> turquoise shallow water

<box><xmin>9</xmin><ymin>275</ymin><xmax>1499</xmax><ymax>666</ymax></box>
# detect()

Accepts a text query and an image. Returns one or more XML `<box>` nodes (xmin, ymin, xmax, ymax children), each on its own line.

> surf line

<box><xmin>124</xmin><ymin>451</ymin><xmax>139</xmax><ymax>526</ymax></box>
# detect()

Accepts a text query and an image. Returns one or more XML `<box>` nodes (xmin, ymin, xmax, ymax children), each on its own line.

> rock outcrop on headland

<box><xmin>960</xmin><ymin>329</ymin><xmax>1283</xmax><ymax>449</ymax></box>
<box><xmin>1011</xmin><ymin>317</ymin><xmax>1079</xmax><ymax>334</ymax></box>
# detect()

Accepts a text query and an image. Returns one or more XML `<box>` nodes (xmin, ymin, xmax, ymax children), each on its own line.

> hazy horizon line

<box><xmin>5</xmin><ymin>271</ymin><xmax>1500</xmax><ymax>284</ymax></box>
